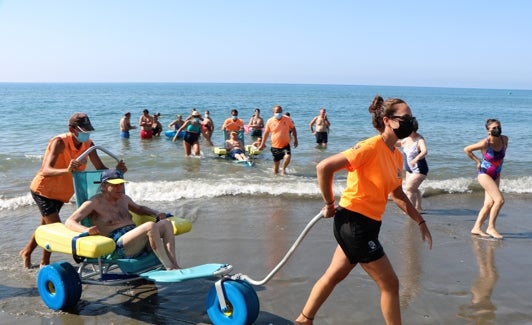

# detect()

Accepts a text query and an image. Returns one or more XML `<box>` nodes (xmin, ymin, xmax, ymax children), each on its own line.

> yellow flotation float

<box><xmin>214</xmin><ymin>145</ymin><xmax>262</xmax><ymax>157</ymax></box>
<box><xmin>35</xmin><ymin>213</ymin><xmax>192</xmax><ymax>259</ymax></box>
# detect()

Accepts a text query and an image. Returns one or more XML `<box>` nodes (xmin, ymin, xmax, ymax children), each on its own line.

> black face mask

<box><xmin>490</xmin><ymin>127</ymin><xmax>501</xmax><ymax>137</ymax></box>
<box><xmin>393</xmin><ymin>119</ymin><xmax>414</xmax><ymax>139</ymax></box>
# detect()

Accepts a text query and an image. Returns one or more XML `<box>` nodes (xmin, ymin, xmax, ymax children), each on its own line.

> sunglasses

<box><xmin>388</xmin><ymin>115</ymin><xmax>415</xmax><ymax>123</ymax></box>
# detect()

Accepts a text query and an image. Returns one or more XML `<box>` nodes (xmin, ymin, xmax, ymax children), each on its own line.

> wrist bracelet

<box><xmin>325</xmin><ymin>200</ymin><xmax>335</xmax><ymax>206</ymax></box>
<box><xmin>418</xmin><ymin>220</ymin><xmax>426</xmax><ymax>226</ymax></box>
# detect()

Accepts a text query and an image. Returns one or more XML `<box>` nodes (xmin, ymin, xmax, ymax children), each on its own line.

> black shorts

<box><xmin>270</xmin><ymin>145</ymin><xmax>291</xmax><ymax>162</ymax></box>
<box><xmin>250</xmin><ymin>129</ymin><xmax>262</xmax><ymax>137</ymax></box>
<box><xmin>316</xmin><ymin>131</ymin><xmax>328</xmax><ymax>144</ymax></box>
<box><xmin>184</xmin><ymin>131</ymin><xmax>199</xmax><ymax>145</ymax></box>
<box><xmin>333</xmin><ymin>207</ymin><xmax>385</xmax><ymax>264</ymax></box>
<box><xmin>31</xmin><ymin>190</ymin><xmax>64</xmax><ymax>217</ymax></box>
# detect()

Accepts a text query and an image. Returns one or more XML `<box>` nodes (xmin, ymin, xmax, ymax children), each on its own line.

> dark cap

<box><xmin>69</xmin><ymin>113</ymin><xmax>95</xmax><ymax>132</ymax></box>
<box><xmin>99</xmin><ymin>169</ymin><xmax>126</xmax><ymax>185</ymax></box>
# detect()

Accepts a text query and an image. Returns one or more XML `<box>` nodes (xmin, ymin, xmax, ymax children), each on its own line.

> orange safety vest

<box><xmin>30</xmin><ymin>133</ymin><xmax>93</xmax><ymax>202</ymax></box>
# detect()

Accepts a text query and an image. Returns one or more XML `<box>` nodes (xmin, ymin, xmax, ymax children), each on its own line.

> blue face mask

<box><xmin>232</xmin><ymin>116</ymin><xmax>238</xmax><ymax>121</ymax></box>
<box><xmin>194</xmin><ymin>118</ymin><xmax>200</xmax><ymax>123</ymax></box>
<box><xmin>76</xmin><ymin>131</ymin><xmax>91</xmax><ymax>143</ymax></box>
<box><xmin>274</xmin><ymin>113</ymin><xmax>283</xmax><ymax>119</ymax></box>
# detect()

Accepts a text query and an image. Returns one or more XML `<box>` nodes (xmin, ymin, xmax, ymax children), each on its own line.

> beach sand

<box><xmin>1</xmin><ymin>193</ymin><xmax>531</xmax><ymax>325</ymax></box>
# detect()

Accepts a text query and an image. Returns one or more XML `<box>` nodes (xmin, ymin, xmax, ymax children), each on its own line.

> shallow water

<box><xmin>2</xmin><ymin>83</ymin><xmax>532</xmax><ymax>212</ymax></box>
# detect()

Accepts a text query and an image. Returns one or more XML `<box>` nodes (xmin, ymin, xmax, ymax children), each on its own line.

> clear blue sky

<box><xmin>1</xmin><ymin>1</ymin><xmax>531</xmax><ymax>89</ymax></box>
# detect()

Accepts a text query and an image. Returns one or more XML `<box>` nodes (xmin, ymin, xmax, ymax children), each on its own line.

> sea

<box><xmin>1</xmin><ymin>82</ymin><xmax>530</xmax><ymax>213</ymax></box>
<box><xmin>1</xmin><ymin>83</ymin><xmax>532</xmax><ymax>324</ymax></box>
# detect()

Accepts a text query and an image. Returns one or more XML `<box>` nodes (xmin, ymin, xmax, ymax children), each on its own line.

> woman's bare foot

<box><xmin>470</xmin><ymin>228</ymin><xmax>490</xmax><ymax>238</ymax></box>
<box><xmin>19</xmin><ymin>250</ymin><xmax>31</xmax><ymax>268</ymax></box>
<box><xmin>486</xmin><ymin>228</ymin><xmax>503</xmax><ymax>239</ymax></box>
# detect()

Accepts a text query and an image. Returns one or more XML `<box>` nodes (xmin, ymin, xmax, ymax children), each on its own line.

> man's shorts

<box><xmin>106</xmin><ymin>224</ymin><xmax>148</xmax><ymax>259</ymax></box>
<box><xmin>316</xmin><ymin>131</ymin><xmax>328</xmax><ymax>144</ymax></box>
<box><xmin>250</xmin><ymin>129</ymin><xmax>262</xmax><ymax>137</ymax></box>
<box><xmin>229</xmin><ymin>148</ymin><xmax>245</xmax><ymax>159</ymax></box>
<box><xmin>140</xmin><ymin>129</ymin><xmax>153</xmax><ymax>139</ymax></box>
<box><xmin>333</xmin><ymin>207</ymin><xmax>385</xmax><ymax>264</ymax></box>
<box><xmin>271</xmin><ymin>145</ymin><xmax>291</xmax><ymax>162</ymax></box>
<box><xmin>31</xmin><ymin>190</ymin><xmax>64</xmax><ymax>217</ymax></box>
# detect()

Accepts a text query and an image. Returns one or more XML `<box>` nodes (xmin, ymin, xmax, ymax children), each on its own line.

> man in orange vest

<box><xmin>20</xmin><ymin>113</ymin><xmax>127</xmax><ymax>268</ymax></box>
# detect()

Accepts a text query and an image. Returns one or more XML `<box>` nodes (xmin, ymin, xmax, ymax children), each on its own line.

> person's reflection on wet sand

<box><xmin>398</xmin><ymin>220</ymin><xmax>422</xmax><ymax>308</ymax></box>
<box><xmin>458</xmin><ymin>238</ymin><xmax>500</xmax><ymax>323</ymax></box>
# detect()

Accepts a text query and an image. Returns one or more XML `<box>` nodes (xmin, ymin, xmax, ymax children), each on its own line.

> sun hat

<box><xmin>69</xmin><ymin>113</ymin><xmax>95</xmax><ymax>132</ymax></box>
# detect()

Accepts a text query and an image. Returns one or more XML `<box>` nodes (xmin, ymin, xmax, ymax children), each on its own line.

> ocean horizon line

<box><xmin>0</xmin><ymin>81</ymin><xmax>529</xmax><ymax>91</ymax></box>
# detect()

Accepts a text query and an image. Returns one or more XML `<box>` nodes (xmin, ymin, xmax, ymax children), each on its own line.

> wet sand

<box><xmin>1</xmin><ymin>193</ymin><xmax>532</xmax><ymax>324</ymax></box>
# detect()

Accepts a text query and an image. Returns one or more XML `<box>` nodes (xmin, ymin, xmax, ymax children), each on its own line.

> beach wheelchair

<box><xmin>213</xmin><ymin>130</ymin><xmax>262</xmax><ymax>162</ymax></box>
<box><xmin>34</xmin><ymin>146</ymin><xmax>260</xmax><ymax>324</ymax></box>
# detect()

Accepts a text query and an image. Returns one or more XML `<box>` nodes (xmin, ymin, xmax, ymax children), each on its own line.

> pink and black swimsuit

<box><xmin>479</xmin><ymin>138</ymin><xmax>505</xmax><ymax>180</ymax></box>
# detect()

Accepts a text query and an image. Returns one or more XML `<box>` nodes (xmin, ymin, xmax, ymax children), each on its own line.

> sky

<box><xmin>1</xmin><ymin>1</ymin><xmax>531</xmax><ymax>89</ymax></box>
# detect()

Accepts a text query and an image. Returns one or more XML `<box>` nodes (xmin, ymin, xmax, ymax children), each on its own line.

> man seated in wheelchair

<box><xmin>65</xmin><ymin>169</ymin><xmax>179</xmax><ymax>270</ymax></box>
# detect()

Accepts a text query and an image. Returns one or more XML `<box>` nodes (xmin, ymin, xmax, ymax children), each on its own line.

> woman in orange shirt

<box><xmin>295</xmin><ymin>96</ymin><xmax>432</xmax><ymax>325</ymax></box>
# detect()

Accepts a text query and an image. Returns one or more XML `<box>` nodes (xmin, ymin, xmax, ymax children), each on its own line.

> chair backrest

<box><xmin>224</xmin><ymin>130</ymin><xmax>245</xmax><ymax>145</ymax></box>
<box><xmin>72</xmin><ymin>170</ymin><xmax>104</xmax><ymax>208</ymax></box>
<box><xmin>73</xmin><ymin>170</ymin><xmax>106</xmax><ymax>228</ymax></box>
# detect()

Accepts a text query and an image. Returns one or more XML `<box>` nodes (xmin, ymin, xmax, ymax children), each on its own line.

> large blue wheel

<box><xmin>235</xmin><ymin>280</ymin><xmax>260</xmax><ymax>323</ymax></box>
<box><xmin>37</xmin><ymin>262</ymin><xmax>82</xmax><ymax>310</ymax></box>
<box><xmin>206</xmin><ymin>280</ymin><xmax>260</xmax><ymax>325</ymax></box>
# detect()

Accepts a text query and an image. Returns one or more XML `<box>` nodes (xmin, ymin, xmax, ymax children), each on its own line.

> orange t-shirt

<box><xmin>264</xmin><ymin>116</ymin><xmax>294</xmax><ymax>148</ymax></box>
<box><xmin>338</xmin><ymin>135</ymin><xmax>403</xmax><ymax>221</ymax></box>
<box><xmin>30</xmin><ymin>133</ymin><xmax>93</xmax><ymax>202</ymax></box>
<box><xmin>222</xmin><ymin>118</ymin><xmax>244</xmax><ymax>132</ymax></box>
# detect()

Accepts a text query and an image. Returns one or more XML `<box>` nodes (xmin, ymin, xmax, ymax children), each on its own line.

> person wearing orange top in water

<box><xmin>20</xmin><ymin>113</ymin><xmax>127</xmax><ymax>268</ymax></box>
<box><xmin>258</xmin><ymin>105</ymin><xmax>298</xmax><ymax>175</ymax></box>
<box><xmin>295</xmin><ymin>96</ymin><xmax>432</xmax><ymax>325</ymax></box>
<box><xmin>221</xmin><ymin>109</ymin><xmax>244</xmax><ymax>133</ymax></box>
<box><xmin>139</xmin><ymin>109</ymin><xmax>154</xmax><ymax>139</ymax></box>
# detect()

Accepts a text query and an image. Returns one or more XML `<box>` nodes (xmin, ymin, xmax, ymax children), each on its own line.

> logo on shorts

<box><xmin>368</xmin><ymin>240</ymin><xmax>377</xmax><ymax>251</ymax></box>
